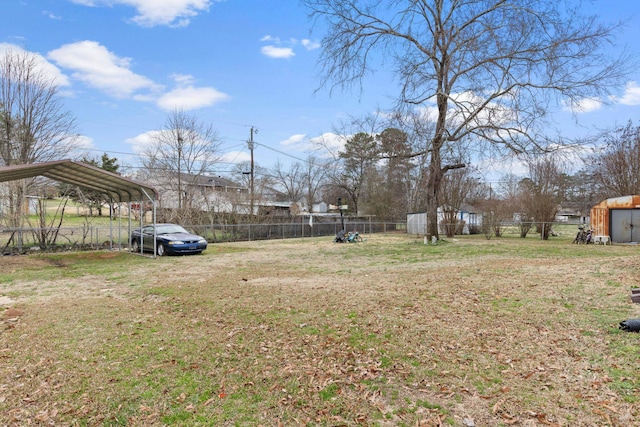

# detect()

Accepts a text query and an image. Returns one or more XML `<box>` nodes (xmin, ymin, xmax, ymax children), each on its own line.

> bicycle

<box><xmin>573</xmin><ymin>226</ymin><xmax>592</xmax><ymax>244</ymax></box>
<box><xmin>347</xmin><ymin>230</ymin><xmax>363</xmax><ymax>243</ymax></box>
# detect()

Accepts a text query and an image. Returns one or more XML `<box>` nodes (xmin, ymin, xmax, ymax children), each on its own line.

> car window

<box><xmin>157</xmin><ymin>225</ymin><xmax>188</xmax><ymax>234</ymax></box>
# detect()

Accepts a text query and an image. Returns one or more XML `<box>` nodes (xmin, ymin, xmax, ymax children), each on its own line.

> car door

<box><xmin>140</xmin><ymin>225</ymin><xmax>156</xmax><ymax>251</ymax></box>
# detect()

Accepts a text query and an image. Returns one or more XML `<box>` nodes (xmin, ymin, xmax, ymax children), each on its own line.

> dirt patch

<box><xmin>0</xmin><ymin>254</ymin><xmax>56</xmax><ymax>270</ymax></box>
<box><xmin>0</xmin><ymin>296</ymin><xmax>15</xmax><ymax>306</ymax></box>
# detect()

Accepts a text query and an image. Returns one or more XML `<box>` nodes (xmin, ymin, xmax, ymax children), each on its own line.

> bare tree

<box><xmin>439</xmin><ymin>167</ymin><xmax>477</xmax><ymax>237</ymax></box>
<box><xmin>389</xmin><ymin>110</ymin><xmax>435</xmax><ymax>213</ymax></box>
<box><xmin>520</xmin><ymin>155</ymin><xmax>566</xmax><ymax>240</ymax></box>
<box><xmin>141</xmin><ymin>109</ymin><xmax>221</xmax><ymax>223</ymax></box>
<box><xmin>302</xmin><ymin>155</ymin><xmax>330</xmax><ymax>213</ymax></box>
<box><xmin>589</xmin><ymin>121</ymin><xmax>640</xmax><ymax>198</ymax></box>
<box><xmin>303</xmin><ymin>0</ymin><xmax>630</xmax><ymax>238</ymax></box>
<box><xmin>232</xmin><ymin>160</ymin><xmax>275</xmax><ymax>220</ymax></box>
<box><xmin>491</xmin><ymin>174</ymin><xmax>529</xmax><ymax>237</ymax></box>
<box><xmin>0</xmin><ymin>49</ymin><xmax>79</xmax><ymax>228</ymax></box>
<box><xmin>272</xmin><ymin>160</ymin><xmax>305</xmax><ymax>204</ymax></box>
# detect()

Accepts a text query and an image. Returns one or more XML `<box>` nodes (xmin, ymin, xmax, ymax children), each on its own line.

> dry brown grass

<box><xmin>1</xmin><ymin>233</ymin><xmax>640</xmax><ymax>426</ymax></box>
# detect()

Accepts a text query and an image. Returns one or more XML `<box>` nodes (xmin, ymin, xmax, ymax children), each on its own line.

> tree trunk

<box><xmin>426</xmin><ymin>85</ymin><xmax>447</xmax><ymax>239</ymax></box>
<box><xmin>426</xmin><ymin>150</ymin><xmax>443</xmax><ymax>239</ymax></box>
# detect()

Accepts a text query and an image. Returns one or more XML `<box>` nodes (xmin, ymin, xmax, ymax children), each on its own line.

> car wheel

<box><xmin>157</xmin><ymin>243</ymin><xmax>166</xmax><ymax>256</ymax></box>
<box><xmin>132</xmin><ymin>239</ymin><xmax>140</xmax><ymax>253</ymax></box>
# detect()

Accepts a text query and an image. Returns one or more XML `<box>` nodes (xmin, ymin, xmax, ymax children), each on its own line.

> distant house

<box><xmin>407</xmin><ymin>203</ymin><xmax>482</xmax><ymax>235</ymax></box>
<box><xmin>555</xmin><ymin>207</ymin><xmax>587</xmax><ymax>224</ymax></box>
<box><xmin>147</xmin><ymin>173</ymin><xmax>248</xmax><ymax>213</ymax></box>
<box><xmin>312</xmin><ymin>201</ymin><xmax>328</xmax><ymax>213</ymax></box>
<box><xmin>458</xmin><ymin>202</ymin><xmax>482</xmax><ymax>234</ymax></box>
<box><xmin>145</xmin><ymin>173</ymin><xmax>333</xmax><ymax>218</ymax></box>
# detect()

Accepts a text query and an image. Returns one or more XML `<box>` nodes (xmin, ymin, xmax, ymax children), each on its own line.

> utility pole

<box><xmin>247</xmin><ymin>127</ymin><xmax>257</xmax><ymax>217</ymax></box>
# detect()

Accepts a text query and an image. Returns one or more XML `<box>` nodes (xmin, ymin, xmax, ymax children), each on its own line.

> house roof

<box><xmin>0</xmin><ymin>159</ymin><xmax>158</xmax><ymax>202</ymax></box>
<box><xmin>459</xmin><ymin>202</ymin><xmax>480</xmax><ymax>213</ymax></box>
<box><xmin>194</xmin><ymin>174</ymin><xmax>244</xmax><ymax>189</ymax></box>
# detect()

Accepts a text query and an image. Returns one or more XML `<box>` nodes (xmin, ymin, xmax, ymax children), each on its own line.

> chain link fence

<box><xmin>0</xmin><ymin>220</ymin><xmax>407</xmax><ymax>255</ymax></box>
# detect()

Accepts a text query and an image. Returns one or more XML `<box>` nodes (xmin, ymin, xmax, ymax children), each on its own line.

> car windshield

<box><xmin>156</xmin><ymin>224</ymin><xmax>189</xmax><ymax>235</ymax></box>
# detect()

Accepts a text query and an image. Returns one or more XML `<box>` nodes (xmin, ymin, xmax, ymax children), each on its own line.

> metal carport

<box><xmin>0</xmin><ymin>159</ymin><xmax>159</xmax><ymax>255</ymax></box>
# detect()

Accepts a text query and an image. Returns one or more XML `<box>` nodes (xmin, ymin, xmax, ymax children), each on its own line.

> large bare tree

<box><xmin>140</xmin><ymin>109</ymin><xmax>221</xmax><ymax>222</ymax></box>
<box><xmin>303</xmin><ymin>0</ymin><xmax>630</xmax><ymax>238</ymax></box>
<box><xmin>0</xmin><ymin>49</ymin><xmax>78</xmax><ymax>228</ymax></box>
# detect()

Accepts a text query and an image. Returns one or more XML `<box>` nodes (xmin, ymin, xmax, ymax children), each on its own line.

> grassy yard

<box><xmin>1</xmin><ymin>232</ymin><xmax>639</xmax><ymax>426</ymax></box>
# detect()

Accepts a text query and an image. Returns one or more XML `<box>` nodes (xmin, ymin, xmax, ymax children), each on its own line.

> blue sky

<box><xmin>2</xmin><ymin>0</ymin><xmax>640</xmax><ymax>179</ymax></box>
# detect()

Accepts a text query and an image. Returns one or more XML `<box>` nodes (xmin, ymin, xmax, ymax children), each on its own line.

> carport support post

<box><xmin>138</xmin><ymin>187</ymin><xmax>157</xmax><ymax>259</ymax></box>
<box><xmin>128</xmin><ymin>203</ymin><xmax>132</xmax><ymax>251</ymax></box>
<box><xmin>152</xmin><ymin>201</ymin><xmax>157</xmax><ymax>258</ymax></box>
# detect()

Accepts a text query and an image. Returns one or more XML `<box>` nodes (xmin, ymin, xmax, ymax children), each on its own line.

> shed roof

<box><xmin>0</xmin><ymin>159</ymin><xmax>158</xmax><ymax>203</ymax></box>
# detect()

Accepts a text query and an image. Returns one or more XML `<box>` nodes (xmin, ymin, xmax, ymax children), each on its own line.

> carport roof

<box><xmin>0</xmin><ymin>159</ymin><xmax>158</xmax><ymax>203</ymax></box>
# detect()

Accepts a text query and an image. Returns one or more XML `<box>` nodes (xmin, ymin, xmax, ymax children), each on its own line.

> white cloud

<box><xmin>43</xmin><ymin>10</ymin><xmax>63</xmax><ymax>20</ymax></box>
<box><xmin>261</xmin><ymin>45</ymin><xmax>295</xmax><ymax>59</ymax></box>
<box><xmin>68</xmin><ymin>135</ymin><xmax>97</xmax><ymax>158</ymax></box>
<box><xmin>280</xmin><ymin>134</ymin><xmax>306</xmax><ymax>146</ymax></box>
<box><xmin>69</xmin><ymin>0</ymin><xmax>213</xmax><ymax>27</ymax></box>
<box><xmin>260</xmin><ymin>35</ymin><xmax>280</xmax><ymax>43</ymax></box>
<box><xmin>46</xmin><ymin>42</ymin><xmax>227</xmax><ymax>111</ymax></box>
<box><xmin>156</xmin><ymin>73</ymin><xmax>229</xmax><ymax>111</ymax></box>
<box><xmin>75</xmin><ymin>134</ymin><xmax>95</xmax><ymax>150</ymax></box>
<box><xmin>281</xmin><ymin>133</ymin><xmax>340</xmax><ymax>154</ymax></box>
<box><xmin>301</xmin><ymin>39</ymin><xmax>321</xmax><ymax>50</ymax></box>
<box><xmin>277</xmin><ymin>132</ymin><xmax>346</xmax><ymax>158</ymax></box>
<box><xmin>157</xmin><ymin>85</ymin><xmax>229</xmax><ymax>111</ymax></box>
<box><xmin>561</xmin><ymin>97</ymin><xmax>603</xmax><ymax>113</ymax></box>
<box><xmin>309</xmin><ymin>132</ymin><xmax>347</xmax><ymax>157</ymax></box>
<box><xmin>125</xmin><ymin>130</ymin><xmax>159</xmax><ymax>153</ymax></box>
<box><xmin>170</xmin><ymin>73</ymin><xmax>195</xmax><ymax>86</ymax></box>
<box><xmin>0</xmin><ymin>43</ymin><xmax>70</xmax><ymax>87</ymax></box>
<box><xmin>615</xmin><ymin>81</ymin><xmax>640</xmax><ymax>106</ymax></box>
<box><xmin>259</xmin><ymin>35</ymin><xmax>320</xmax><ymax>59</ymax></box>
<box><xmin>220</xmin><ymin>150</ymin><xmax>250</xmax><ymax>164</ymax></box>
<box><xmin>47</xmin><ymin>41</ymin><xmax>161</xmax><ymax>98</ymax></box>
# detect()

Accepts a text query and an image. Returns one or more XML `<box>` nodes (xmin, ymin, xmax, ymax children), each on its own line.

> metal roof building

<box><xmin>590</xmin><ymin>195</ymin><xmax>640</xmax><ymax>243</ymax></box>
<box><xmin>0</xmin><ymin>159</ymin><xmax>159</xmax><ymax>254</ymax></box>
<box><xmin>0</xmin><ymin>159</ymin><xmax>158</xmax><ymax>203</ymax></box>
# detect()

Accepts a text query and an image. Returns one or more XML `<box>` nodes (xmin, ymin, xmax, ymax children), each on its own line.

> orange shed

<box><xmin>590</xmin><ymin>195</ymin><xmax>640</xmax><ymax>243</ymax></box>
